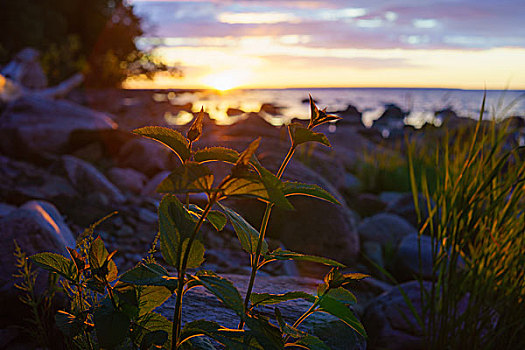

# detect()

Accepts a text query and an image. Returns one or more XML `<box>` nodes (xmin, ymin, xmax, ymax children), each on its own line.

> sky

<box><xmin>126</xmin><ymin>0</ymin><xmax>525</xmax><ymax>90</ymax></box>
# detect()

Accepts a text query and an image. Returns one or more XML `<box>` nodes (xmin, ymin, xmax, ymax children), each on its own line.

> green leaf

<box><xmin>194</xmin><ymin>147</ymin><xmax>240</xmax><ymax>164</ymax></box>
<box><xmin>245</xmin><ymin>314</ymin><xmax>284</xmax><ymax>350</ymax></box>
<box><xmin>119</xmin><ymin>263</ymin><xmax>178</xmax><ymax>291</ymax></box>
<box><xmin>323</xmin><ymin>287</ymin><xmax>357</xmax><ymax>305</ymax></box>
<box><xmin>55</xmin><ymin>310</ymin><xmax>83</xmax><ymax>338</ymax></box>
<box><xmin>88</xmin><ymin>236</ymin><xmax>118</xmax><ymax>282</ymax></box>
<box><xmin>188</xmin><ymin>204</ymin><xmax>227</xmax><ymax>231</ymax></box>
<box><xmin>157</xmin><ymin>162</ymin><xmax>214</xmax><ymax>194</ymax></box>
<box><xmin>187</xmin><ymin>106</ymin><xmax>205</xmax><ymax>142</ymax></box>
<box><xmin>158</xmin><ymin>195</ymin><xmax>197</xmax><ymax>268</ymax></box>
<box><xmin>250</xmin><ymin>291</ymin><xmax>315</xmax><ymax>307</ymax></box>
<box><xmin>289</xmin><ymin>123</ymin><xmax>331</xmax><ymax>147</ymax></box>
<box><xmin>308</xmin><ymin>95</ymin><xmax>342</xmax><ymax>129</ymax></box>
<box><xmin>283</xmin><ymin>182</ymin><xmax>340</xmax><ymax>205</ymax></box>
<box><xmin>194</xmin><ymin>270</ymin><xmax>244</xmax><ymax>316</ymax></box>
<box><xmin>257</xmin><ymin>166</ymin><xmax>294</xmax><ymax>210</ymax></box>
<box><xmin>180</xmin><ymin>320</ymin><xmax>252</xmax><ymax>349</ymax></box>
<box><xmin>94</xmin><ymin>299</ymin><xmax>131</xmax><ymax>349</ymax></box>
<box><xmin>132</xmin><ymin>312</ymin><xmax>172</xmax><ymax>350</ymax></box>
<box><xmin>235</xmin><ymin>138</ymin><xmax>260</xmax><ymax>167</ymax></box>
<box><xmin>218</xmin><ymin>204</ymin><xmax>268</xmax><ymax>254</ymax></box>
<box><xmin>291</xmin><ymin>335</ymin><xmax>331</xmax><ymax>350</ymax></box>
<box><xmin>30</xmin><ymin>252</ymin><xmax>77</xmax><ymax>282</ymax></box>
<box><xmin>264</xmin><ymin>249</ymin><xmax>345</xmax><ymax>268</ymax></box>
<box><xmin>181</xmin><ymin>238</ymin><xmax>205</xmax><ymax>269</ymax></box>
<box><xmin>133</xmin><ymin>126</ymin><xmax>190</xmax><ymax>162</ymax></box>
<box><xmin>140</xmin><ymin>330</ymin><xmax>168</xmax><ymax>350</ymax></box>
<box><xmin>316</xmin><ymin>296</ymin><xmax>366</xmax><ymax>337</ymax></box>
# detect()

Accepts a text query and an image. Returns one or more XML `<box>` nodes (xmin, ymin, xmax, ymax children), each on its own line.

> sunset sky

<box><xmin>126</xmin><ymin>0</ymin><xmax>525</xmax><ymax>90</ymax></box>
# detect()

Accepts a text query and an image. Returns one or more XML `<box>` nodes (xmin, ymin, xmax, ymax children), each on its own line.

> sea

<box><xmin>150</xmin><ymin>88</ymin><xmax>525</xmax><ymax>128</ymax></box>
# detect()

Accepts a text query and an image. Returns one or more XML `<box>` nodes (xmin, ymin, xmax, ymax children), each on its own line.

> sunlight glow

<box><xmin>201</xmin><ymin>69</ymin><xmax>252</xmax><ymax>91</ymax></box>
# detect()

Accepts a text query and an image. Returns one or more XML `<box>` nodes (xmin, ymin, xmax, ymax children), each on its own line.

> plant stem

<box><xmin>283</xmin><ymin>298</ymin><xmax>321</xmax><ymax>344</ymax></box>
<box><xmin>239</xmin><ymin>146</ymin><xmax>296</xmax><ymax>329</ymax></box>
<box><xmin>172</xmin><ymin>199</ymin><xmax>214</xmax><ymax>350</ymax></box>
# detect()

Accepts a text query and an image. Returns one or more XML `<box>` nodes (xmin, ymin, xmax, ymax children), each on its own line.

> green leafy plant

<box><xmin>29</xmin><ymin>96</ymin><xmax>368</xmax><ymax>349</ymax></box>
<box><xmin>408</xmin><ymin>95</ymin><xmax>525</xmax><ymax>349</ymax></box>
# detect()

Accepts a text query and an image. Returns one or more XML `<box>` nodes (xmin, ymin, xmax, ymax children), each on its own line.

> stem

<box><xmin>239</xmin><ymin>146</ymin><xmax>296</xmax><ymax>329</ymax></box>
<box><xmin>172</xmin><ymin>199</ymin><xmax>214</xmax><ymax>350</ymax></box>
<box><xmin>283</xmin><ymin>298</ymin><xmax>321</xmax><ymax>344</ymax></box>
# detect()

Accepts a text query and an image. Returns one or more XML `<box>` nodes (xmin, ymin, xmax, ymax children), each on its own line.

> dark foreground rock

<box><xmin>157</xmin><ymin>274</ymin><xmax>367</xmax><ymax>350</ymax></box>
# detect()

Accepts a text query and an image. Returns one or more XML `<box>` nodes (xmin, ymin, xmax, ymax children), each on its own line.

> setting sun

<box><xmin>201</xmin><ymin>69</ymin><xmax>252</xmax><ymax>91</ymax></box>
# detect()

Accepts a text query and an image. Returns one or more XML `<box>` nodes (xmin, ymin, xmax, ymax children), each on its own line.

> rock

<box><xmin>107</xmin><ymin>167</ymin><xmax>148</xmax><ymax>194</ymax></box>
<box><xmin>333</xmin><ymin>104</ymin><xmax>363</xmax><ymax>126</ymax></box>
<box><xmin>62</xmin><ymin>155</ymin><xmax>125</xmax><ymax>203</ymax></box>
<box><xmin>0</xmin><ymin>96</ymin><xmax>117</xmax><ymax>156</ymax></box>
<box><xmin>1</xmin><ymin>48</ymin><xmax>47</xmax><ymax>89</ymax></box>
<box><xmin>343</xmin><ymin>173</ymin><xmax>362</xmax><ymax>193</ymax></box>
<box><xmin>350</xmin><ymin>193</ymin><xmax>387</xmax><ymax>217</ymax></box>
<box><xmin>259</xmin><ymin>103</ymin><xmax>283</xmax><ymax>115</ymax></box>
<box><xmin>363</xmin><ymin>280</ymin><xmax>429</xmax><ymax>350</ymax></box>
<box><xmin>378</xmin><ymin>191</ymin><xmax>405</xmax><ymax>205</ymax></box>
<box><xmin>141</xmin><ymin>171</ymin><xmax>171</xmax><ymax>198</ymax></box>
<box><xmin>118</xmin><ymin>138</ymin><xmax>178</xmax><ymax>177</ymax></box>
<box><xmin>0</xmin><ymin>200</ymin><xmax>75</xmax><ymax>320</ymax></box>
<box><xmin>393</xmin><ymin>234</ymin><xmax>433</xmax><ymax>281</ymax></box>
<box><xmin>157</xmin><ymin>274</ymin><xmax>366</xmax><ymax>350</ymax></box>
<box><xmin>137</xmin><ymin>208</ymin><xmax>157</xmax><ymax>224</ymax></box>
<box><xmin>226</xmin><ymin>107</ymin><xmax>245</xmax><ymax>117</ymax></box>
<box><xmin>0</xmin><ymin>203</ymin><xmax>17</xmax><ymax>217</ymax></box>
<box><xmin>386</xmin><ymin>193</ymin><xmax>433</xmax><ymax>228</ymax></box>
<box><xmin>357</xmin><ymin>213</ymin><xmax>417</xmax><ymax>247</ymax></box>
<box><xmin>223</xmin><ymin>113</ymin><xmax>280</xmax><ymax>139</ymax></box>
<box><xmin>378</xmin><ymin>104</ymin><xmax>407</xmax><ymax>121</ymax></box>
<box><xmin>435</xmin><ymin>108</ymin><xmax>458</xmax><ymax>125</ymax></box>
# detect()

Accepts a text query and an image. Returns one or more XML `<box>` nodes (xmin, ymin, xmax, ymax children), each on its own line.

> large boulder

<box><xmin>157</xmin><ymin>274</ymin><xmax>366</xmax><ymax>350</ymax></box>
<box><xmin>393</xmin><ymin>234</ymin><xmax>433</xmax><ymax>281</ymax></box>
<box><xmin>107</xmin><ymin>167</ymin><xmax>148</xmax><ymax>194</ymax></box>
<box><xmin>118</xmin><ymin>137</ymin><xmax>178</xmax><ymax>177</ymax></box>
<box><xmin>1</xmin><ymin>48</ymin><xmax>47</xmax><ymax>90</ymax></box>
<box><xmin>0</xmin><ymin>201</ymin><xmax>75</xmax><ymax>321</ymax></box>
<box><xmin>363</xmin><ymin>281</ymin><xmax>430</xmax><ymax>350</ymax></box>
<box><xmin>0</xmin><ymin>96</ymin><xmax>117</xmax><ymax>156</ymax></box>
<box><xmin>357</xmin><ymin>213</ymin><xmax>417</xmax><ymax>247</ymax></box>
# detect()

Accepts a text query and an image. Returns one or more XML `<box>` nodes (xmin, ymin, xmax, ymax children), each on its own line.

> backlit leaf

<box><xmin>194</xmin><ymin>147</ymin><xmax>240</xmax><ymax>164</ymax></box>
<box><xmin>264</xmin><ymin>249</ymin><xmax>345</xmax><ymax>267</ymax></box>
<box><xmin>188</xmin><ymin>204</ymin><xmax>227</xmax><ymax>231</ymax></box>
<box><xmin>132</xmin><ymin>312</ymin><xmax>172</xmax><ymax>349</ymax></box>
<box><xmin>245</xmin><ymin>314</ymin><xmax>284</xmax><ymax>350</ymax></box>
<box><xmin>88</xmin><ymin>236</ymin><xmax>118</xmax><ymax>282</ymax></box>
<box><xmin>119</xmin><ymin>263</ymin><xmax>178</xmax><ymax>291</ymax></box>
<box><xmin>324</xmin><ymin>287</ymin><xmax>357</xmax><ymax>305</ymax></box>
<box><xmin>194</xmin><ymin>270</ymin><xmax>244</xmax><ymax>316</ymax></box>
<box><xmin>187</xmin><ymin>106</ymin><xmax>205</xmax><ymax>142</ymax></box>
<box><xmin>289</xmin><ymin>123</ymin><xmax>331</xmax><ymax>147</ymax></box>
<box><xmin>94</xmin><ymin>299</ymin><xmax>131</xmax><ymax>349</ymax></box>
<box><xmin>291</xmin><ymin>334</ymin><xmax>331</xmax><ymax>350</ymax></box>
<box><xmin>157</xmin><ymin>162</ymin><xmax>214</xmax><ymax>194</ymax></box>
<box><xmin>218</xmin><ymin>204</ymin><xmax>268</xmax><ymax>254</ymax></box>
<box><xmin>140</xmin><ymin>330</ymin><xmax>169</xmax><ymax>350</ymax></box>
<box><xmin>55</xmin><ymin>310</ymin><xmax>83</xmax><ymax>338</ymax></box>
<box><xmin>181</xmin><ymin>238</ymin><xmax>205</xmax><ymax>269</ymax></box>
<box><xmin>250</xmin><ymin>291</ymin><xmax>314</xmax><ymax>307</ymax></box>
<box><xmin>180</xmin><ymin>320</ymin><xmax>251</xmax><ymax>349</ymax></box>
<box><xmin>30</xmin><ymin>252</ymin><xmax>77</xmax><ymax>282</ymax></box>
<box><xmin>283</xmin><ymin>182</ymin><xmax>340</xmax><ymax>205</ymax></box>
<box><xmin>133</xmin><ymin>126</ymin><xmax>190</xmax><ymax>162</ymax></box>
<box><xmin>308</xmin><ymin>95</ymin><xmax>342</xmax><ymax>129</ymax></box>
<box><xmin>316</xmin><ymin>296</ymin><xmax>366</xmax><ymax>337</ymax></box>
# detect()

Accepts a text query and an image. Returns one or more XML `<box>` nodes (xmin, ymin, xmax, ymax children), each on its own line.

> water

<box><xmin>153</xmin><ymin>88</ymin><xmax>525</xmax><ymax>128</ymax></box>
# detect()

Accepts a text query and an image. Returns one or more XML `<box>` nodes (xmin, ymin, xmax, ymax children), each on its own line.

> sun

<box><xmin>201</xmin><ymin>69</ymin><xmax>251</xmax><ymax>91</ymax></box>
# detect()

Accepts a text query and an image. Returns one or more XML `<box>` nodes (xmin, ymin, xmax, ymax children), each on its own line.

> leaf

<box><xmin>140</xmin><ymin>330</ymin><xmax>168</xmax><ymax>350</ymax></box>
<box><xmin>132</xmin><ymin>312</ymin><xmax>172</xmax><ymax>350</ymax></box>
<box><xmin>158</xmin><ymin>195</ymin><xmax>197</xmax><ymax>268</ymax></box>
<box><xmin>282</xmin><ymin>182</ymin><xmax>340</xmax><ymax>205</ymax></box>
<box><xmin>133</xmin><ymin>126</ymin><xmax>190</xmax><ymax>162</ymax></box>
<box><xmin>194</xmin><ymin>147</ymin><xmax>240</xmax><ymax>164</ymax></box>
<box><xmin>289</xmin><ymin>123</ymin><xmax>331</xmax><ymax>147</ymax></box>
<box><xmin>250</xmin><ymin>291</ymin><xmax>314</xmax><ymax>307</ymax></box>
<box><xmin>194</xmin><ymin>270</ymin><xmax>244</xmax><ymax>316</ymax></box>
<box><xmin>187</xmin><ymin>106</ymin><xmax>205</xmax><ymax>142</ymax></box>
<box><xmin>180</xmin><ymin>320</ymin><xmax>252</xmax><ymax>349</ymax></box>
<box><xmin>323</xmin><ymin>287</ymin><xmax>357</xmax><ymax>305</ymax></box>
<box><xmin>55</xmin><ymin>310</ymin><xmax>83</xmax><ymax>338</ymax></box>
<box><xmin>316</xmin><ymin>296</ymin><xmax>367</xmax><ymax>337</ymax></box>
<box><xmin>323</xmin><ymin>269</ymin><xmax>368</xmax><ymax>289</ymax></box>
<box><xmin>291</xmin><ymin>335</ymin><xmax>331</xmax><ymax>350</ymax></box>
<box><xmin>94</xmin><ymin>299</ymin><xmax>131</xmax><ymax>349</ymax></box>
<box><xmin>308</xmin><ymin>95</ymin><xmax>342</xmax><ymax>129</ymax></box>
<box><xmin>188</xmin><ymin>204</ymin><xmax>227</xmax><ymax>231</ymax></box>
<box><xmin>218</xmin><ymin>204</ymin><xmax>268</xmax><ymax>254</ymax></box>
<box><xmin>257</xmin><ymin>166</ymin><xmax>294</xmax><ymax>210</ymax></box>
<box><xmin>30</xmin><ymin>252</ymin><xmax>77</xmax><ymax>282</ymax></box>
<box><xmin>264</xmin><ymin>249</ymin><xmax>345</xmax><ymax>268</ymax></box>
<box><xmin>119</xmin><ymin>263</ymin><xmax>178</xmax><ymax>291</ymax></box>
<box><xmin>236</xmin><ymin>138</ymin><xmax>260</xmax><ymax>167</ymax></box>
<box><xmin>114</xmin><ymin>282</ymin><xmax>172</xmax><ymax>318</ymax></box>
<box><xmin>88</xmin><ymin>236</ymin><xmax>118</xmax><ymax>282</ymax></box>
<box><xmin>245</xmin><ymin>314</ymin><xmax>284</xmax><ymax>350</ymax></box>
<box><xmin>157</xmin><ymin>162</ymin><xmax>214</xmax><ymax>194</ymax></box>
<box><xmin>181</xmin><ymin>238</ymin><xmax>205</xmax><ymax>269</ymax></box>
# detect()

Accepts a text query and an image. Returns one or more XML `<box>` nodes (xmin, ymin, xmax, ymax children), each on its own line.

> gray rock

<box><xmin>157</xmin><ymin>274</ymin><xmax>366</xmax><ymax>350</ymax></box>
<box><xmin>0</xmin><ymin>201</ymin><xmax>75</xmax><ymax>319</ymax></box>
<box><xmin>357</xmin><ymin>213</ymin><xmax>417</xmax><ymax>247</ymax></box>
<box><xmin>138</xmin><ymin>208</ymin><xmax>158</xmax><ymax>224</ymax></box>
<box><xmin>1</xmin><ymin>48</ymin><xmax>47</xmax><ymax>89</ymax></box>
<box><xmin>141</xmin><ymin>171</ymin><xmax>171</xmax><ymax>199</ymax></box>
<box><xmin>344</xmin><ymin>173</ymin><xmax>362</xmax><ymax>193</ymax></box>
<box><xmin>118</xmin><ymin>138</ymin><xmax>177</xmax><ymax>177</ymax></box>
<box><xmin>363</xmin><ymin>280</ymin><xmax>430</xmax><ymax>350</ymax></box>
<box><xmin>0</xmin><ymin>203</ymin><xmax>17</xmax><ymax>217</ymax></box>
<box><xmin>386</xmin><ymin>193</ymin><xmax>434</xmax><ymax>228</ymax></box>
<box><xmin>393</xmin><ymin>234</ymin><xmax>433</xmax><ymax>280</ymax></box>
<box><xmin>0</xmin><ymin>96</ymin><xmax>116</xmax><ymax>156</ymax></box>
<box><xmin>107</xmin><ymin>167</ymin><xmax>148</xmax><ymax>194</ymax></box>
<box><xmin>62</xmin><ymin>155</ymin><xmax>125</xmax><ymax>203</ymax></box>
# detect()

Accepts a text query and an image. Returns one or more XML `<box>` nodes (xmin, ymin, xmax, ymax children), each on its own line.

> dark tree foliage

<box><xmin>0</xmin><ymin>0</ymin><xmax>168</xmax><ymax>86</ymax></box>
